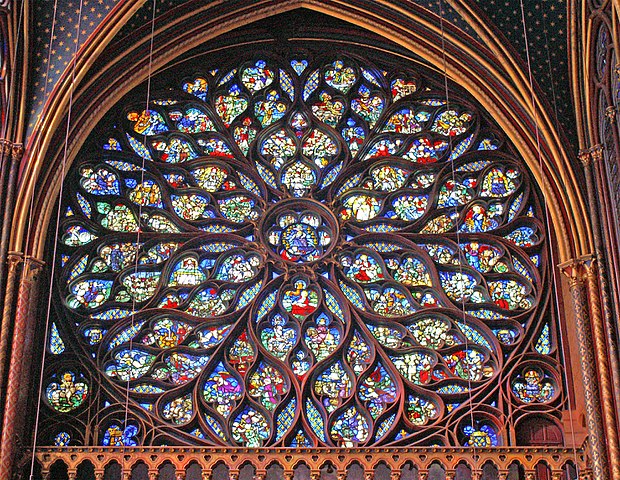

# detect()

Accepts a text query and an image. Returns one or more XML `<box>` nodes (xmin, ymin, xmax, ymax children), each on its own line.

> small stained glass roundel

<box><xmin>261</xmin><ymin>199</ymin><xmax>338</xmax><ymax>264</ymax></box>
<box><xmin>45</xmin><ymin>51</ymin><xmax>561</xmax><ymax>448</ymax></box>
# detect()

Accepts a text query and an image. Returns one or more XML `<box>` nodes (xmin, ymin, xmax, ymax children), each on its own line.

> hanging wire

<box><xmin>28</xmin><ymin>0</ymin><xmax>85</xmax><ymax>478</ymax></box>
<box><xmin>122</xmin><ymin>0</ymin><xmax>158</xmax><ymax>458</ymax></box>
<box><xmin>437</xmin><ymin>0</ymin><xmax>480</xmax><ymax>457</ymax></box>
<box><xmin>519</xmin><ymin>0</ymin><xmax>581</xmax><ymax>475</ymax></box>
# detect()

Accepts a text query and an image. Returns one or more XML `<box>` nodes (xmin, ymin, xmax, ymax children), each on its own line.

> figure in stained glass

<box><xmin>80</xmin><ymin>167</ymin><xmax>120</xmax><ymax>195</ymax></box>
<box><xmin>365</xmin><ymin>286</ymin><xmax>412</xmax><ymax>317</ymax></box>
<box><xmin>341</xmin><ymin>253</ymin><xmax>384</xmax><ymax>283</ymax></box>
<box><xmin>347</xmin><ymin>332</ymin><xmax>372</xmax><ymax>375</ymax></box>
<box><xmin>330</xmin><ymin>406</ymin><xmax>369</xmax><ymax>446</ymax></box>
<box><xmin>203</xmin><ymin>362</ymin><xmax>242</xmax><ymax>416</ymax></box>
<box><xmin>241</xmin><ymin>61</ymin><xmax>274</xmax><ymax>92</ymax></box>
<box><xmin>248</xmin><ymin>362</ymin><xmax>288</xmax><ymax>410</ymax></box>
<box><xmin>340</xmin><ymin>194</ymin><xmax>381</xmax><ymax>222</ymax></box>
<box><xmin>169</xmin><ymin>107</ymin><xmax>214</xmax><ymax>133</ymax></box>
<box><xmin>127</xmin><ymin>109</ymin><xmax>169</xmax><ymax>136</ymax></box>
<box><xmin>312</xmin><ymin>91</ymin><xmax>345</xmax><ymax>126</ymax></box>
<box><xmin>102</xmin><ymin>424</ymin><xmax>139</xmax><ymax>446</ymax></box>
<box><xmin>231</xmin><ymin>408</ymin><xmax>270</xmax><ymax>447</ymax></box>
<box><xmin>406</xmin><ymin>395</ymin><xmax>438</xmax><ymax>426</ymax></box>
<box><xmin>512</xmin><ymin>367</ymin><xmax>555</xmax><ymax>403</ymax></box>
<box><xmin>324</xmin><ymin>60</ymin><xmax>356</xmax><ymax>93</ymax></box>
<box><xmin>162</xmin><ymin>394</ymin><xmax>193</xmax><ymax>424</ymax></box>
<box><xmin>358</xmin><ymin>364</ymin><xmax>397</xmax><ymax>417</ymax></box>
<box><xmin>480</xmin><ymin>168</ymin><xmax>519</xmax><ymax>197</ymax></box>
<box><xmin>260</xmin><ymin>314</ymin><xmax>297</xmax><ymax>360</ymax></box>
<box><xmin>282</xmin><ymin>280</ymin><xmax>319</xmax><ymax>318</ymax></box>
<box><xmin>227</xmin><ymin>331</ymin><xmax>255</xmax><ymax>376</ymax></box>
<box><xmin>305</xmin><ymin>314</ymin><xmax>340</xmax><ymax>361</ymax></box>
<box><xmin>215</xmin><ymin>88</ymin><xmax>248</xmax><ymax>127</ymax></box>
<box><xmin>46</xmin><ymin>372</ymin><xmax>88</xmax><ymax>412</ymax></box>
<box><xmin>215</xmin><ymin>253</ymin><xmax>260</xmax><ymax>282</ymax></box>
<box><xmin>255</xmin><ymin>90</ymin><xmax>287</xmax><ymax>126</ymax></box>
<box><xmin>342</xmin><ymin>118</ymin><xmax>366</xmax><ymax>155</ymax></box>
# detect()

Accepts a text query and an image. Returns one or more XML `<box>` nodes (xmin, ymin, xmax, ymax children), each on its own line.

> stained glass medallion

<box><xmin>47</xmin><ymin>52</ymin><xmax>558</xmax><ymax>448</ymax></box>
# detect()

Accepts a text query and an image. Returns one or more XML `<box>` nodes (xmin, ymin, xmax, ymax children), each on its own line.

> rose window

<box><xmin>44</xmin><ymin>53</ymin><xmax>562</xmax><ymax>448</ymax></box>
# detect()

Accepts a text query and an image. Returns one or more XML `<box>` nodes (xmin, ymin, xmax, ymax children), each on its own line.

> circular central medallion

<box><xmin>260</xmin><ymin>199</ymin><xmax>339</xmax><ymax>264</ymax></box>
<box><xmin>281</xmin><ymin>223</ymin><xmax>319</xmax><ymax>259</ymax></box>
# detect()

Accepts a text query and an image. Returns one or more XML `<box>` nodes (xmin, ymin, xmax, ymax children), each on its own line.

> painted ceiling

<box><xmin>27</xmin><ymin>0</ymin><xmax>574</xmax><ymax>145</ymax></box>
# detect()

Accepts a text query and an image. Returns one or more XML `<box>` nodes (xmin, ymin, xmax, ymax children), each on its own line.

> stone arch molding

<box><xmin>15</xmin><ymin>0</ymin><xmax>590</xmax><ymax>263</ymax></box>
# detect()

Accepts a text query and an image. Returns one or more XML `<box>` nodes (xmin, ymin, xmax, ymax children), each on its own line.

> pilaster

<box><xmin>0</xmin><ymin>252</ymin><xmax>22</xmax><ymax>408</ymax></box>
<box><xmin>561</xmin><ymin>258</ymin><xmax>610</xmax><ymax>480</ymax></box>
<box><xmin>580</xmin><ymin>148</ymin><xmax>620</xmax><ymax>479</ymax></box>
<box><xmin>0</xmin><ymin>256</ymin><xmax>44</xmax><ymax>480</ymax></box>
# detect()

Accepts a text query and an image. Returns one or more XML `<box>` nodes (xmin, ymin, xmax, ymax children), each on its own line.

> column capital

<box><xmin>0</xmin><ymin>140</ymin><xmax>23</xmax><ymax>160</ymax></box>
<box><xmin>6</xmin><ymin>253</ymin><xmax>45</xmax><ymax>271</ymax></box>
<box><xmin>551</xmin><ymin>470</ymin><xmax>563</xmax><ymax>480</ymax></box>
<box><xmin>22</xmin><ymin>255</ymin><xmax>45</xmax><ymax>276</ymax></box>
<box><xmin>579</xmin><ymin>149</ymin><xmax>592</xmax><ymax>167</ymax></box>
<box><xmin>559</xmin><ymin>255</ymin><xmax>594</xmax><ymax>284</ymax></box>
<box><xmin>0</xmin><ymin>139</ymin><xmax>11</xmax><ymax>156</ymax></box>
<box><xmin>10</xmin><ymin>143</ymin><xmax>22</xmax><ymax>162</ymax></box>
<box><xmin>590</xmin><ymin>144</ymin><xmax>605</xmax><ymax>163</ymax></box>
<box><xmin>606</xmin><ymin>105</ymin><xmax>618</xmax><ymax>124</ymax></box>
<box><xmin>254</xmin><ymin>470</ymin><xmax>266</xmax><ymax>480</ymax></box>
<box><xmin>6</xmin><ymin>251</ymin><xmax>22</xmax><ymax>267</ymax></box>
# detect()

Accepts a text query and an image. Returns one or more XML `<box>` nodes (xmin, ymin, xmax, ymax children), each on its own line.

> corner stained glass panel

<box><xmin>44</xmin><ymin>51</ymin><xmax>563</xmax><ymax>448</ymax></box>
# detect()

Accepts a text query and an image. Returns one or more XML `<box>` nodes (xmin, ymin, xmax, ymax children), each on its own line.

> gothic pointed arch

<box><xmin>38</xmin><ymin>42</ymin><xmax>566</xmax><ymax>449</ymax></box>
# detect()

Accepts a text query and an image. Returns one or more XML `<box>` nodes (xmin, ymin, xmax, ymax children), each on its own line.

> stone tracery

<box><xmin>43</xmin><ymin>52</ymin><xmax>561</xmax><ymax>449</ymax></box>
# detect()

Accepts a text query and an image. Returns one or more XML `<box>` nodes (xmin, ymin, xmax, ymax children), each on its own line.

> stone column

<box><xmin>561</xmin><ymin>259</ymin><xmax>610</xmax><ymax>480</ymax></box>
<box><xmin>0</xmin><ymin>256</ymin><xmax>44</xmax><ymax>479</ymax></box>
<box><xmin>584</xmin><ymin>257</ymin><xmax>620</xmax><ymax>480</ymax></box>
<box><xmin>588</xmin><ymin>145</ymin><xmax>620</xmax><ymax>418</ymax></box>
<box><xmin>0</xmin><ymin>253</ymin><xmax>22</xmax><ymax>408</ymax></box>
<box><xmin>0</xmin><ymin>144</ymin><xmax>22</xmax><ymax>318</ymax></box>
<box><xmin>583</xmin><ymin>145</ymin><xmax>620</xmax><ymax>479</ymax></box>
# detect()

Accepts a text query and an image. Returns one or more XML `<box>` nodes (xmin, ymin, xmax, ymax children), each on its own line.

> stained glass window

<box><xmin>44</xmin><ymin>52</ymin><xmax>562</xmax><ymax>448</ymax></box>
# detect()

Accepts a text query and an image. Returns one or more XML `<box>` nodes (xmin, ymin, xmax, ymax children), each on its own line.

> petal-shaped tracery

<box><xmin>50</xmin><ymin>53</ymin><xmax>550</xmax><ymax>448</ymax></box>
